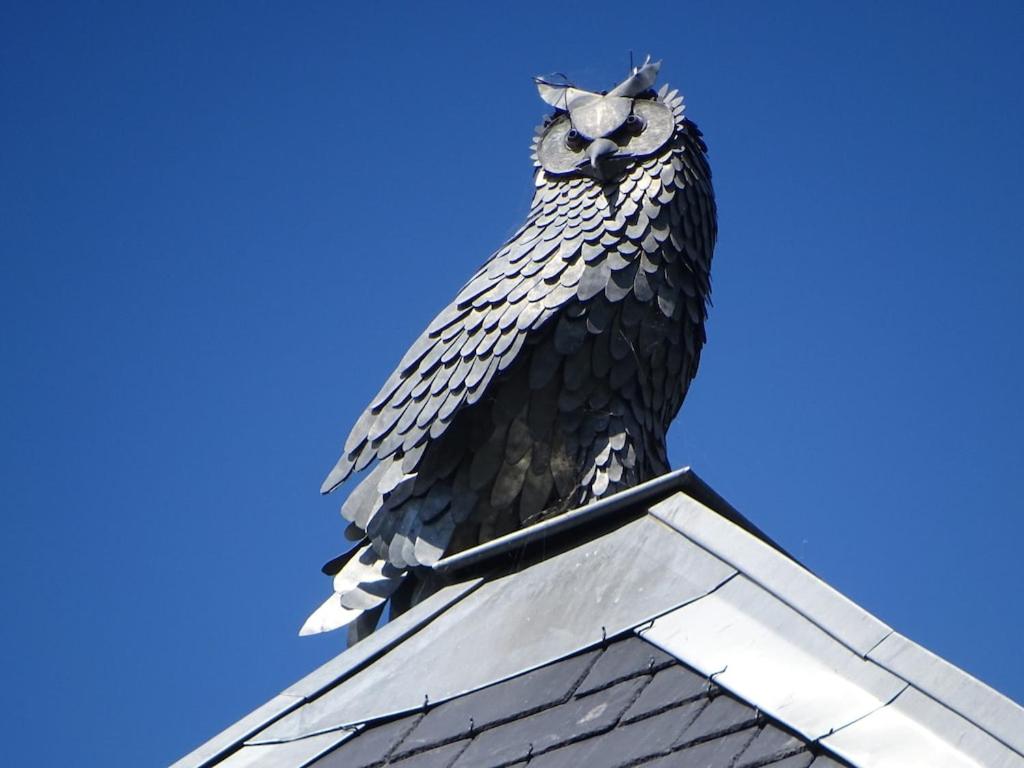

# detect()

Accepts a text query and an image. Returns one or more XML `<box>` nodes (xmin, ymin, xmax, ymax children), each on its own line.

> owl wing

<box><xmin>321</xmin><ymin>193</ymin><xmax>599</xmax><ymax>495</ymax></box>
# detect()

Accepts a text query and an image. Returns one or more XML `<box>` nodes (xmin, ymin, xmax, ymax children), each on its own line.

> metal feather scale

<box><xmin>302</xmin><ymin>61</ymin><xmax>717</xmax><ymax>642</ymax></box>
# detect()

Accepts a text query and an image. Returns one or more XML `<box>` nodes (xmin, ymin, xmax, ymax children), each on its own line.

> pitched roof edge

<box><xmin>171</xmin><ymin>579</ymin><xmax>483</xmax><ymax>768</ymax></box>
<box><xmin>645</xmin><ymin>490</ymin><xmax>1024</xmax><ymax>766</ymax></box>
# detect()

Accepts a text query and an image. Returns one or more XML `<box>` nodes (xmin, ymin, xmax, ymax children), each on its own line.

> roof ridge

<box><xmin>431</xmin><ymin>467</ymin><xmax>791</xmax><ymax>577</ymax></box>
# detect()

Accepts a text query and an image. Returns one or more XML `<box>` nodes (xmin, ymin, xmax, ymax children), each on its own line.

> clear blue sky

<box><xmin>3</xmin><ymin>3</ymin><xmax>1022</xmax><ymax>765</ymax></box>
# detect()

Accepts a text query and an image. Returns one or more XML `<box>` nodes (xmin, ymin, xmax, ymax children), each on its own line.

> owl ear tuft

<box><xmin>608</xmin><ymin>57</ymin><xmax>661</xmax><ymax>98</ymax></box>
<box><xmin>534</xmin><ymin>78</ymin><xmax>590</xmax><ymax>111</ymax></box>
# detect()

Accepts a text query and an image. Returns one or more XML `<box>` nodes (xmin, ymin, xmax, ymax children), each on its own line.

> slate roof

<box><xmin>173</xmin><ymin>469</ymin><xmax>1024</xmax><ymax>768</ymax></box>
<box><xmin>304</xmin><ymin>634</ymin><xmax>843</xmax><ymax>768</ymax></box>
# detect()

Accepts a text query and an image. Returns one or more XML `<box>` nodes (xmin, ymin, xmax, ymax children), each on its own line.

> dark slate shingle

<box><xmin>396</xmin><ymin>649</ymin><xmax>599</xmax><ymax>755</ymax></box>
<box><xmin>736</xmin><ymin>723</ymin><xmax>807</xmax><ymax>766</ymax></box>
<box><xmin>312</xmin><ymin>714</ymin><xmax>421</xmax><ymax>768</ymax></box>
<box><xmin>450</xmin><ymin>676</ymin><xmax>647</xmax><ymax>767</ymax></box>
<box><xmin>527</xmin><ymin>699</ymin><xmax>705</xmax><ymax>768</ymax></box>
<box><xmin>675</xmin><ymin>693</ymin><xmax>759</xmax><ymax>746</ymax></box>
<box><xmin>385</xmin><ymin>739</ymin><xmax>468</xmax><ymax>768</ymax></box>
<box><xmin>808</xmin><ymin>757</ymin><xmax>848</xmax><ymax>768</ymax></box>
<box><xmin>758</xmin><ymin>751</ymin><xmax>816</xmax><ymax>768</ymax></box>
<box><xmin>639</xmin><ymin>727</ymin><xmax>758</xmax><ymax>767</ymax></box>
<box><xmin>621</xmin><ymin>664</ymin><xmax>709</xmax><ymax>722</ymax></box>
<box><xmin>574</xmin><ymin>636</ymin><xmax>675</xmax><ymax>695</ymax></box>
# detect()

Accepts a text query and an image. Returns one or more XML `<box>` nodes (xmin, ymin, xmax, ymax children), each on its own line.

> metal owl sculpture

<box><xmin>302</xmin><ymin>59</ymin><xmax>716</xmax><ymax>639</ymax></box>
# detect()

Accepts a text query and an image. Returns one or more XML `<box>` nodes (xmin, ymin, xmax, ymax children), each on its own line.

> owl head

<box><xmin>533</xmin><ymin>57</ymin><xmax>679</xmax><ymax>181</ymax></box>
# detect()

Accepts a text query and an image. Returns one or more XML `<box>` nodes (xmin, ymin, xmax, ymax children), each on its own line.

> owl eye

<box><xmin>624</xmin><ymin>113</ymin><xmax>646</xmax><ymax>135</ymax></box>
<box><xmin>564</xmin><ymin>128</ymin><xmax>586</xmax><ymax>152</ymax></box>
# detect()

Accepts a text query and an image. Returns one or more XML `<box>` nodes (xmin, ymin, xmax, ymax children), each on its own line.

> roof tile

<box><xmin>807</xmin><ymin>757</ymin><xmax>846</xmax><ymax>768</ymax></box>
<box><xmin>736</xmin><ymin>724</ymin><xmax>807</xmax><ymax>766</ymax></box>
<box><xmin>450</xmin><ymin>676</ymin><xmax>646</xmax><ymax>767</ymax></box>
<box><xmin>639</xmin><ymin>727</ymin><xmax>758</xmax><ymax>767</ymax></box>
<box><xmin>397</xmin><ymin>650</ymin><xmax>599</xmax><ymax>755</ymax></box>
<box><xmin>757</xmin><ymin>752</ymin><xmax>816</xmax><ymax>768</ymax></box>
<box><xmin>386</xmin><ymin>739</ymin><xmax>469</xmax><ymax>768</ymax></box>
<box><xmin>621</xmin><ymin>664</ymin><xmax>709</xmax><ymax>723</ymax></box>
<box><xmin>310</xmin><ymin>715</ymin><xmax>420</xmax><ymax>768</ymax></box>
<box><xmin>574</xmin><ymin>636</ymin><xmax>676</xmax><ymax>695</ymax></box>
<box><xmin>527</xmin><ymin>700</ymin><xmax>704</xmax><ymax>768</ymax></box>
<box><xmin>675</xmin><ymin>693</ymin><xmax>759</xmax><ymax>746</ymax></box>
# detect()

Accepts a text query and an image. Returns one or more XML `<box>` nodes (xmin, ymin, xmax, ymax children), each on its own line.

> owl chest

<box><xmin>583</xmin><ymin>195</ymin><xmax>699</xmax><ymax>342</ymax></box>
<box><xmin>572</xmin><ymin>225</ymin><xmax>701</xmax><ymax>421</ymax></box>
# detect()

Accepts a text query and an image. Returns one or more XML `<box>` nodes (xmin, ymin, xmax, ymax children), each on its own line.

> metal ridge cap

<box><xmin>431</xmin><ymin>466</ymin><xmax>793</xmax><ymax>576</ymax></box>
<box><xmin>867</xmin><ymin>631</ymin><xmax>1024</xmax><ymax>758</ymax></box>
<box><xmin>677</xmin><ymin>469</ymin><xmax>794</xmax><ymax>560</ymax></box>
<box><xmin>430</xmin><ymin>467</ymin><xmax>695</xmax><ymax>575</ymax></box>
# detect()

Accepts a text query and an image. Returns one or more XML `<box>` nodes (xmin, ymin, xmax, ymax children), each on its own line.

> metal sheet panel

<box><xmin>171</xmin><ymin>694</ymin><xmax>304</xmax><ymax>768</ymax></box>
<box><xmin>639</xmin><ymin>575</ymin><xmax>906</xmax><ymax>741</ymax></box>
<box><xmin>868</xmin><ymin>632</ymin><xmax>1024</xmax><ymax>756</ymax></box>
<box><xmin>283</xmin><ymin>579</ymin><xmax>483</xmax><ymax>700</ymax></box>
<box><xmin>649</xmin><ymin>492</ymin><xmax>891</xmax><ymax>655</ymax></box>
<box><xmin>216</xmin><ymin>730</ymin><xmax>355</xmax><ymax>768</ymax></box>
<box><xmin>257</xmin><ymin>515</ymin><xmax>735</xmax><ymax>741</ymax></box>
<box><xmin>822</xmin><ymin>688</ymin><xmax>1022</xmax><ymax>768</ymax></box>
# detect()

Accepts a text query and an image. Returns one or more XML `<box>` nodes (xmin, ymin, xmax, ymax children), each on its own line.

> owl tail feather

<box><xmin>299</xmin><ymin>542</ymin><xmax>406</xmax><ymax>644</ymax></box>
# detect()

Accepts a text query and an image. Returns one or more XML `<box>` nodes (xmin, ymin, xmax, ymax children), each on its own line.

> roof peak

<box><xmin>175</xmin><ymin>472</ymin><xmax>1024</xmax><ymax>768</ymax></box>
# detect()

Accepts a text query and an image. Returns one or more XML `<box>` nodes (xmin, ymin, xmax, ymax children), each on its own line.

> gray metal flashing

<box><xmin>867</xmin><ymin>631</ymin><xmax>1024</xmax><ymax>756</ymax></box>
<box><xmin>822</xmin><ymin>687</ymin><xmax>1017</xmax><ymax>768</ymax></box>
<box><xmin>174</xmin><ymin>580</ymin><xmax>482</xmax><ymax>767</ymax></box>
<box><xmin>639</xmin><ymin>574</ymin><xmax>908</xmax><ymax>742</ymax></box>
<box><xmin>254</xmin><ymin>514</ymin><xmax>735</xmax><ymax>743</ymax></box>
<box><xmin>282</xmin><ymin>579</ymin><xmax>484</xmax><ymax>701</ymax></box>
<box><xmin>171</xmin><ymin>695</ymin><xmax>306</xmax><ymax>768</ymax></box>
<box><xmin>430</xmin><ymin>467</ymin><xmax>692</xmax><ymax>575</ymax></box>
<box><xmin>217</xmin><ymin>729</ymin><xmax>356</xmax><ymax>768</ymax></box>
<box><xmin>647</xmin><ymin>490</ymin><xmax>1024</xmax><ymax>766</ymax></box>
<box><xmin>430</xmin><ymin>467</ymin><xmax>789</xmax><ymax>577</ymax></box>
<box><xmin>648</xmin><ymin>492</ymin><xmax>892</xmax><ymax>655</ymax></box>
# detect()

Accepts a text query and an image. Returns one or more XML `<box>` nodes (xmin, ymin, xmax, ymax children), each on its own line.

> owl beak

<box><xmin>584</xmin><ymin>138</ymin><xmax>620</xmax><ymax>180</ymax></box>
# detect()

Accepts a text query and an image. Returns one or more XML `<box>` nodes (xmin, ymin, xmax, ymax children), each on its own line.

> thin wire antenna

<box><xmin>629</xmin><ymin>50</ymin><xmax>634</xmax><ymax>72</ymax></box>
<box><xmin>536</xmin><ymin>71</ymin><xmax>571</xmax><ymax>85</ymax></box>
<box><xmin>534</xmin><ymin>71</ymin><xmax>575</xmax><ymax>119</ymax></box>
